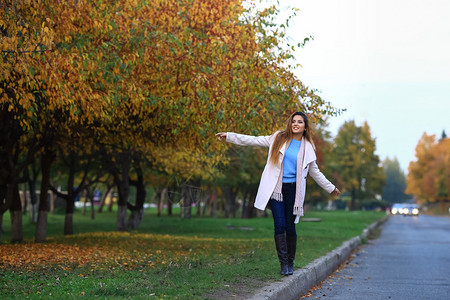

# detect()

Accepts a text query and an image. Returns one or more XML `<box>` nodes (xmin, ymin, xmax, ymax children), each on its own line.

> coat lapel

<box><xmin>279</xmin><ymin>141</ymin><xmax>288</xmax><ymax>156</ymax></box>
<box><xmin>303</xmin><ymin>140</ymin><xmax>317</xmax><ymax>167</ymax></box>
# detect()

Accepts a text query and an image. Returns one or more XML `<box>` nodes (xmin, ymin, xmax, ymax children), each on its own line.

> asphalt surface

<box><xmin>303</xmin><ymin>214</ymin><xmax>450</xmax><ymax>300</ymax></box>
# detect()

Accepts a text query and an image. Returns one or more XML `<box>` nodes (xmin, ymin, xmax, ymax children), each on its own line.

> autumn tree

<box><xmin>382</xmin><ymin>157</ymin><xmax>409</xmax><ymax>204</ymax></box>
<box><xmin>406</xmin><ymin>133</ymin><xmax>450</xmax><ymax>206</ymax></box>
<box><xmin>406</xmin><ymin>133</ymin><xmax>436</xmax><ymax>204</ymax></box>
<box><xmin>1</xmin><ymin>1</ymin><xmax>55</xmax><ymax>242</ymax></box>
<box><xmin>1</xmin><ymin>0</ymin><xmax>108</xmax><ymax>241</ymax></box>
<box><xmin>331</xmin><ymin>121</ymin><xmax>385</xmax><ymax>210</ymax></box>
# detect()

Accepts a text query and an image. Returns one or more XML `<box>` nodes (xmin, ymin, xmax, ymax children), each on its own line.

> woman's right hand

<box><xmin>215</xmin><ymin>132</ymin><xmax>227</xmax><ymax>142</ymax></box>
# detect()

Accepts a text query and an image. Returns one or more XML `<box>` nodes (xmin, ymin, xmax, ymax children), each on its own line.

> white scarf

<box><xmin>270</xmin><ymin>136</ymin><xmax>306</xmax><ymax>216</ymax></box>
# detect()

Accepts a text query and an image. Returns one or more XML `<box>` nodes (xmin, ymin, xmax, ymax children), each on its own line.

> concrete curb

<box><xmin>247</xmin><ymin>216</ymin><xmax>388</xmax><ymax>300</ymax></box>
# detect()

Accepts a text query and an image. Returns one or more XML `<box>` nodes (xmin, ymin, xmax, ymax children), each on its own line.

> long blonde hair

<box><xmin>269</xmin><ymin>112</ymin><xmax>314</xmax><ymax>165</ymax></box>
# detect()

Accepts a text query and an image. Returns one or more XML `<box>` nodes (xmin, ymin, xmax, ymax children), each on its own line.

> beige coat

<box><xmin>226</xmin><ymin>132</ymin><xmax>335</xmax><ymax>213</ymax></box>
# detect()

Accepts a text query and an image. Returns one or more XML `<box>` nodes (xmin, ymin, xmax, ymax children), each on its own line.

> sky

<box><xmin>278</xmin><ymin>0</ymin><xmax>450</xmax><ymax>172</ymax></box>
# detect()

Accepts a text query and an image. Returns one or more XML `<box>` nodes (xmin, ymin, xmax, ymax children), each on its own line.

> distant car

<box><xmin>391</xmin><ymin>203</ymin><xmax>420</xmax><ymax>216</ymax></box>
<box><xmin>402</xmin><ymin>204</ymin><xmax>420</xmax><ymax>216</ymax></box>
<box><xmin>391</xmin><ymin>203</ymin><xmax>404</xmax><ymax>215</ymax></box>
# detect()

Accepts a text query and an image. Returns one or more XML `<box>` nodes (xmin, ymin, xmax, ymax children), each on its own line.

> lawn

<box><xmin>0</xmin><ymin>208</ymin><xmax>385</xmax><ymax>299</ymax></box>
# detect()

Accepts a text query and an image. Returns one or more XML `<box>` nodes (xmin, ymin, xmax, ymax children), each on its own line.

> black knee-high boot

<box><xmin>286</xmin><ymin>235</ymin><xmax>297</xmax><ymax>275</ymax></box>
<box><xmin>274</xmin><ymin>234</ymin><xmax>289</xmax><ymax>276</ymax></box>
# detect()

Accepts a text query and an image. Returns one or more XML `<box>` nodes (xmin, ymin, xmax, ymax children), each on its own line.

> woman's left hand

<box><xmin>331</xmin><ymin>187</ymin><xmax>341</xmax><ymax>197</ymax></box>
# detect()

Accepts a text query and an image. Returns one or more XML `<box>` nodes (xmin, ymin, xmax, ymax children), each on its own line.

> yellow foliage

<box><xmin>406</xmin><ymin>134</ymin><xmax>450</xmax><ymax>203</ymax></box>
<box><xmin>1</xmin><ymin>0</ymin><xmax>336</xmax><ymax>181</ymax></box>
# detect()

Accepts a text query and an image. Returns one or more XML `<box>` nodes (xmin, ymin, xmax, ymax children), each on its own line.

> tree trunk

<box><xmin>108</xmin><ymin>192</ymin><xmax>114</xmax><ymax>212</ymax></box>
<box><xmin>64</xmin><ymin>213</ymin><xmax>73</xmax><ymax>235</ymax></box>
<box><xmin>241</xmin><ymin>190</ymin><xmax>249</xmax><ymax>219</ymax></box>
<box><xmin>201</xmin><ymin>192</ymin><xmax>210</xmax><ymax>217</ymax></box>
<box><xmin>127</xmin><ymin>167</ymin><xmax>146</xmax><ymax>229</ymax></box>
<box><xmin>196</xmin><ymin>194</ymin><xmax>202</xmax><ymax>216</ymax></box>
<box><xmin>350</xmin><ymin>188</ymin><xmax>356</xmax><ymax>211</ymax></box>
<box><xmin>114</xmin><ymin>153</ymin><xmax>131</xmax><ymax>231</ymax></box>
<box><xmin>0</xmin><ymin>213</ymin><xmax>3</xmax><ymax>242</ymax></box>
<box><xmin>97</xmin><ymin>191</ymin><xmax>106</xmax><ymax>213</ymax></box>
<box><xmin>223</xmin><ymin>187</ymin><xmax>237</xmax><ymax>218</ymax></box>
<box><xmin>181</xmin><ymin>185</ymin><xmax>192</xmax><ymax>219</ymax></box>
<box><xmin>10</xmin><ymin>183</ymin><xmax>23</xmax><ymax>243</ymax></box>
<box><xmin>89</xmin><ymin>192</ymin><xmax>95</xmax><ymax>220</ymax></box>
<box><xmin>35</xmin><ymin>151</ymin><xmax>54</xmax><ymax>243</ymax></box>
<box><xmin>117</xmin><ymin>205</ymin><xmax>127</xmax><ymax>231</ymax></box>
<box><xmin>210</xmin><ymin>190</ymin><xmax>217</xmax><ymax>218</ymax></box>
<box><xmin>49</xmin><ymin>191</ymin><xmax>55</xmax><ymax>213</ymax></box>
<box><xmin>64</xmin><ymin>194</ymin><xmax>75</xmax><ymax>235</ymax></box>
<box><xmin>21</xmin><ymin>183</ymin><xmax>27</xmax><ymax>215</ymax></box>
<box><xmin>28</xmin><ymin>173</ymin><xmax>38</xmax><ymax>224</ymax></box>
<box><xmin>35</xmin><ymin>210</ymin><xmax>48</xmax><ymax>243</ymax></box>
<box><xmin>1</xmin><ymin>184</ymin><xmax>11</xmax><ymax>237</ymax></box>
<box><xmin>10</xmin><ymin>210</ymin><xmax>23</xmax><ymax>243</ymax></box>
<box><xmin>62</xmin><ymin>160</ymin><xmax>76</xmax><ymax>235</ymax></box>
<box><xmin>157</xmin><ymin>188</ymin><xmax>167</xmax><ymax>217</ymax></box>
<box><xmin>245</xmin><ymin>190</ymin><xmax>257</xmax><ymax>219</ymax></box>
<box><xmin>97</xmin><ymin>185</ymin><xmax>113</xmax><ymax>213</ymax></box>
<box><xmin>127</xmin><ymin>208</ymin><xmax>143</xmax><ymax>229</ymax></box>
<box><xmin>81</xmin><ymin>185</ymin><xmax>91</xmax><ymax>216</ymax></box>
<box><xmin>156</xmin><ymin>189</ymin><xmax>161</xmax><ymax>217</ymax></box>
<box><xmin>31</xmin><ymin>203</ymin><xmax>38</xmax><ymax>223</ymax></box>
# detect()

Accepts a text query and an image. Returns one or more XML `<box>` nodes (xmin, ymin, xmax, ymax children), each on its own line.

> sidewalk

<box><xmin>247</xmin><ymin>217</ymin><xmax>388</xmax><ymax>300</ymax></box>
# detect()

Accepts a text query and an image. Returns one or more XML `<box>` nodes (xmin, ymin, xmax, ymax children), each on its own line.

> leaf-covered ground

<box><xmin>0</xmin><ymin>231</ymin><xmax>274</xmax><ymax>299</ymax></box>
<box><xmin>1</xmin><ymin>231</ymin><xmax>265</xmax><ymax>270</ymax></box>
<box><xmin>0</xmin><ymin>210</ymin><xmax>386</xmax><ymax>299</ymax></box>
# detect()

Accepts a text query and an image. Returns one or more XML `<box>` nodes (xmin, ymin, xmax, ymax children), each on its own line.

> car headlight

<box><xmin>399</xmin><ymin>208</ymin><xmax>404</xmax><ymax>214</ymax></box>
<box><xmin>391</xmin><ymin>208</ymin><xmax>398</xmax><ymax>214</ymax></box>
<box><xmin>403</xmin><ymin>208</ymin><xmax>409</xmax><ymax>214</ymax></box>
<box><xmin>412</xmin><ymin>208</ymin><xmax>419</xmax><ymax>215</ymax></box>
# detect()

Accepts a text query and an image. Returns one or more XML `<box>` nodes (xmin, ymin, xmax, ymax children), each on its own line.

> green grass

<box><xmin>0</xmin><ymin>209</ymin><xmax>385</xmax><ymax>299</ymax></box>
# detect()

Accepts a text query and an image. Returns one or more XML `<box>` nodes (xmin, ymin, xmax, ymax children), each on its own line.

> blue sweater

<box><xmin>283</xmin><ymin>139</ymin><xmax>301</xmax><ymax>183</ymax></box>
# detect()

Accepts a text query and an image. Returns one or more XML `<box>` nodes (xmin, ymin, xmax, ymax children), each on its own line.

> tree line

<box><xmin>1</xmin><ymin>0</ymin><xmax>341</xmax><ymax>243</ymax></box>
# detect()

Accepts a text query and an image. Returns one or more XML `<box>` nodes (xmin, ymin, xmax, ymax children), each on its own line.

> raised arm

<box><xmin>216</xmin><ymin>132</ymin><xmax>272</xmax><ymax>147</ymax></box>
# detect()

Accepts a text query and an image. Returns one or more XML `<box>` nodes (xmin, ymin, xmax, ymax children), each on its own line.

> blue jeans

<box><xmin>269</xmin><ymin>182</ymin><xmax>297</xmax><ymax>237</ymax></box>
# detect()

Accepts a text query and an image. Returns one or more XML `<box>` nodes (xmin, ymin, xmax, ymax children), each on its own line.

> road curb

<box><xmin>247</xmin><ymin>216</ymin><xmax>388</xmax><ymax>300</ymax></box>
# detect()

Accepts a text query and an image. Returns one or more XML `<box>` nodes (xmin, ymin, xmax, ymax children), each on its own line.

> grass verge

<box><xmin>0</xmin><ymin>209</ymin><xmax>385</xmax><ymax>299</ymax></box>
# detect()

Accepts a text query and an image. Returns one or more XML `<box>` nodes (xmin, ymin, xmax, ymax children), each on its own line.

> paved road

<box><xmin>303</xmin><ymin>214</ymin><xmax>450</xmax><ymax>300</ymax></box>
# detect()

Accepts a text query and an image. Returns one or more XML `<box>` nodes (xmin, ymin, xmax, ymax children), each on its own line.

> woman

<box><xmin>216</xmin><ymin>111</ymin><xmax>340</xmax><ymax>276</ymax></box>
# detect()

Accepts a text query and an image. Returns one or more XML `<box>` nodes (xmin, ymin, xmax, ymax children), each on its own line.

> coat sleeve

<box><xmin>226</xmin><ymin>132</ymin><xmax>272</xmax><ymax>148</ymax></box>
<box><xmin>308</xmin><ymin>161</ymin><xmax>336</xmax><ymax>194</ymax></box>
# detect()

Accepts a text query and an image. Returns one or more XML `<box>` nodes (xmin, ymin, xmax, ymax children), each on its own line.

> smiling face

<box><xmin>291</xmin><ymin>115</ymin><xmax>306</xmax><ymax>136</ymax></box>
